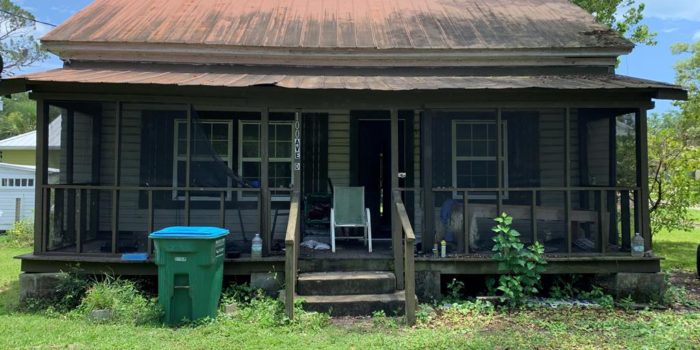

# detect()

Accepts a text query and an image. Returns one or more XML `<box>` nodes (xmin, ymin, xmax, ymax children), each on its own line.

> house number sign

<box><xmin>294</xmin><ymin>120</ymin><xmax>301</xmax><ymax>170</ymax></box>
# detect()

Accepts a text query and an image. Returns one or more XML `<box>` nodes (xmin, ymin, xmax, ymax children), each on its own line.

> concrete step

<box><xmin>300</xmin><ymin>291</ymin><xmax>406</xmax><ymax>316</ymax></box>
<box><xmin>297</xmin><ymin>271</ymin><xmax>396</xmax><ymax>296</ymax></box>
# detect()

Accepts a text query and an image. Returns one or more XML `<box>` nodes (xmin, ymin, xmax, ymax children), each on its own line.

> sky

<box><xmin>12</xmin><ymin>0</ymin><xmax>700</xmax><ymax>116</ymax></box>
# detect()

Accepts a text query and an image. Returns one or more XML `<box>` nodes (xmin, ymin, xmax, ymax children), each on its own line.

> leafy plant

<box><xmin>371</xmin><ymin>310</ymin><xmax>397</xmax><ymax>328</ymax></box>
<box><xmin>220</xmin><ymin>282</ymin><xmax>258</xmax><ymax>305</ymax></box>
<box><xmin>491</xmin><ymin>213</ymin><xmax>547</xmax><ymax>307</ymax></box>
<box><xmin>74</xmin><ymin>276</ymin><xmax>162</xmax><ymax>325</ymax></box>
<box><xmin>4</xmin><ymin>219</ymin><xmax>33</xmax><ymax>248</ymax></box>
<box><xmin>21</xmin><ymin>271</ymin><xmax>91</xmax><ymax>313</ymax></box>
<box><xmin>445</xmin><ymin>278</ymin><xmax>465</xmax><ymax>303</ymax></box>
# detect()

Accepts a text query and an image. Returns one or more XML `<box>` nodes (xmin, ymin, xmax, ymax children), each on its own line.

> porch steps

<box><xmin>297</xmin><ymin>271</ymin><xmax>406</xmax><ymax>316</ymax></box>
<box><xmin>297</xmin><ymin>271</ymin><xmax>396</xmax><ymax>295</ymax></box>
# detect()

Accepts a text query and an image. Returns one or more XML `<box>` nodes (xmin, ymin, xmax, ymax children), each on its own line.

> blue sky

<box><xmin>13</xmin><ymin>0</ymin><xmax>700</xmax><ymax>116</ymax></box>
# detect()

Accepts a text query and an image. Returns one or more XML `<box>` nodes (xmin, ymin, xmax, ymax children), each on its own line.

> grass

<box><xmin>654</xmin><ymin>209</ymin><xmax>700</xmax><ymax>271</ymax></box>
<box><xmin>0</xmin><ymin>224</ymin><xmax>699</xmax><ymax>349</ymax></box>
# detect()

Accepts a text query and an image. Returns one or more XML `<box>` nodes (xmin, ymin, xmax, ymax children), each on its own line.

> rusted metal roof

<box><xmin>10</xmin><ymin>64</ymin><xmax>684</xmax><ymax>99</ymax></box>
<box><xmin>43</xmin><ymin>0</ymin><xmax>631</xmax><ymax>51</ymax></box>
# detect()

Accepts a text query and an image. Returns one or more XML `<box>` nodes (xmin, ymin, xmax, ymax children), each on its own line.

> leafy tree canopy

<box><xmin>0</xmin><ymin>0</ymin><xmax>48</xmax><ymax>76</ymax></box>
<box><xmin>572</xmin><ymin>0</ymin><xmax>656</xmax><ymax>46</ymax></box>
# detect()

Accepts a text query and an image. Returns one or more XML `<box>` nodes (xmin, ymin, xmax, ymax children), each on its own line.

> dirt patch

<box><xmin>669</xmin><ymin>271</ymin><xmax>700</xmax><ymax>304</ymax></box>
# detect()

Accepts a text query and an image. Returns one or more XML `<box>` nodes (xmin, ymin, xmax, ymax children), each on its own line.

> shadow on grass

<box><xmin>0</xmin><ymin>280</ymin><xmax>19</xmax><ymax>315</ymax></box>
<box><xmin>655</xmin><ymin>241</ymin><xmax>699</xmax><ymax>271</ymax></box>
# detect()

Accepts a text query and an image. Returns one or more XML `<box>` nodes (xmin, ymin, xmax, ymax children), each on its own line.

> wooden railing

<box><xmin>393</xmin><ymin>190</ymin><xmax>416</xmax><ymax>325</ymax></box>
<box><xmin>284</xmin><ymin>191</ymin><xmax>301</xmax><ymax>320</ymax></box>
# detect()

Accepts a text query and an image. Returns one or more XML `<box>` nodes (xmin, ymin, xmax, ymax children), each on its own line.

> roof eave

<box><xmin>43</xmin><ymin>41</ymin><xmax>631</xmax><ymax>68</ymax></box>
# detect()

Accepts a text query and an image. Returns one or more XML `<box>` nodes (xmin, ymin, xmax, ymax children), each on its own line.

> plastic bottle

<box><xmin>440</xmin><ymin>240</ymin><xmax>447</xmax><ymax>258</ymax></box>
<box><xmin>631</xmin><ymin>232</ymin><xmax>644</xmax><ymax>257</ymax></box>
<box><xmin>251</xmin><ymin>233</ymin><xmax>263</xmax><ymax>259</ymax></box>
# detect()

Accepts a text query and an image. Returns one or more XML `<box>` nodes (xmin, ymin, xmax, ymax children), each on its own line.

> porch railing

<box><xmin>393</xmin><ymin>190</ymin><xmax>416</xmax><ymax>325</ymax></box>
<box><xmin>428</xmin><ymin>186</ymin><xmax>641</xmax><ymax>255</ymax></box>
<box><xmin>284</xmin><ymin>191</ymin><xmax>301</xmax><ymax>320</ymax></box>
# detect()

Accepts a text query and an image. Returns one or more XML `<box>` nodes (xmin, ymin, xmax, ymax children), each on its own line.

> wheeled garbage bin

<box><xmin>149</xmin><ymin>226</ymin><xmax>229</xmax><ymax>325</ymax></box>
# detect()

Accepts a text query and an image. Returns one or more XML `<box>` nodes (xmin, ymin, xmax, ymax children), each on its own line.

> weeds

<box><xmin>4</xmin><ymin>219</ymin><xmax>33</xmax><ymax>248</ymax></box>
<box><xmin>73</xmin><ymin>276</ymin><xmax>162</xmax><ymax>325</ymax></box>
<box><xmin>371</xmin><ymin>310</ymin><xmax>398</xmax><ymax>328</ymax></box>
<box><xmin>21</xmin><ymin>271</ymin><xmax>91</xmax><ymax>313</ymax></box>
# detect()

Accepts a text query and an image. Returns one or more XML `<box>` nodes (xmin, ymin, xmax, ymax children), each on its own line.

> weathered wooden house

<box><xmin>0</xmin><ymin>0</ymin><xmax>686</xmax><ymax>322</ymax></box>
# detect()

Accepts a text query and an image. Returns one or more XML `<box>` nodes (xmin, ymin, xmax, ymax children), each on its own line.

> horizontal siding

<box><xmin>328</xmin><ymin>113</ymin><xmax>350</xmax><ymax>187</ymax></box>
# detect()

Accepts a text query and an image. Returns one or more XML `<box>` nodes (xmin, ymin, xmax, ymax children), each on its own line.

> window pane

<box><xmin>28</xmin><ymin>179</ymin><xmax>34</xmax><ymax>187</ymax></box>
<box><xmin>473</xmin><ymin>124</ymin><xmax>487</xmax><ymax>139</ymax></box>
<box><xmin>242</xmin><ymin>162</ymin><xmax>261</xmax><ymax>182</ymax></box>
<box><xmin>212</xmin><ymin>124</ymin><xmax>228</xmax><ymax>141</ymax></box>
<box><xmin>243</xmin><ymin>124</ymin><xmax>259</xmax><ymax>141</ymax></box>
<box><xmin>177</xmin><ymin>122</ymin><xmax>186</xmax><ymax>139</ymax></box>
<box><xmin>242</xmin><ymin>141</ymin><xmax>259</xmax><ymax>158</ymax></box>
<box><xmin>1</xmin><ymin>179</ymin><xmax>6</xmax><ymax>186</ymax></box>
<box><xmin>177</xmin><ymin>140</ymin><xmax>187</xmax><ymax>156</ymax></box>
<box><xmin>456</xmin><ymin>140</ymin><xmax>471</xmax><ymax>157</ymax></box>
<box><xmin>276</xmin><ymin>141</ymin><xmax>292</xmax><ymax>158</ymax></box>
<box><xmin>473</xmin><ymin>140</ymin><xmax>487</xmax><ymax>157</ymax></box>
<box><xmin>21</xmin><ymin>179</ymin><xmax>27</xmax><ymax>186</ymax></box>
<box><xmin>456</xmin><ymin>123</ymin><xmax>470</xmax><ymax>139</ymax></box>
<box><xmin>212</xmin><ymin>140</ymin><xmax>229</xmax><ymax>157</ymax></box>
<box><xmin>276</xmin><ymin>124</ymin><xmax>292</xmax><ymax>140</ymax></box>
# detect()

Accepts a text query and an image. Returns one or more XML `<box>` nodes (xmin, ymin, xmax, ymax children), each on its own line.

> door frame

<box><xmin>349</xmin><ymin>111</ymin><xmax>415</xmax><ymax>234</ymax></box>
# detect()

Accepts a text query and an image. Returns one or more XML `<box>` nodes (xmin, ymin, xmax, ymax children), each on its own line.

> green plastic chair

<box><xmin>330</xmin><ymin>186</ymin><xmax>372</xmax><ymax>253</ymax></box>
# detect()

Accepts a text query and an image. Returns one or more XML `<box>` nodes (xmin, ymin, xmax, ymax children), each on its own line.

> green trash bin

<box><xmin>149</xmin><ymin>226</ymin><xmax>229</xmax><ymax>325</ymax></box>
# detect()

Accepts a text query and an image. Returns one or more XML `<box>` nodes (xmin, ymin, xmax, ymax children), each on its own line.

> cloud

<box><xmin>643</xmin><ymin>0</ymin><xmax>700</xmax><ymax>22</ymax></box>
<box><xmin>661</xmin><ymin>27</ymin><xmax>679</xmax><ymax>33</ymax></box>
<box><xmin>694</xmin><ymin>30</ymin><xmax>700</xmax><ymax>41</ymax></box>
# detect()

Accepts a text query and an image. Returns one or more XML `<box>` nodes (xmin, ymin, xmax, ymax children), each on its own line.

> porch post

<box><xmin>391</xmin><ymin>109</ymin><xmax>404</xmax><ymax>290</ymax></box>
<box><xmin>636</xmin><ymin>109</ymin><xmax>651</xmax><ymax>250</ymax></box>
<box><xmin>111</xmin><ymin>101</ymin><xmax>122</xmax><ymax>254</ymax></box>
<box><xmin>565</xmin><ymin>107</ymin><xmax>572</xmax><ymax>255</ymax></box>
<box><xmin>33</xmin><ymin>99</ymin><xmax>49</xmax><ymax>254</ymax></box>
<box><xmin>184</xmin><ymin>104</ymin><xmax>192</xmax><ymax>226</ymax></box>
<box><xmin>421</xmin><ymin>111</ymin><xmax>434</xmax><ymax>254</ymax></box>
<box><xmin>261</xmin><ymin>108</ymin><xmax>271</xmax><ymax>255</ymax></box>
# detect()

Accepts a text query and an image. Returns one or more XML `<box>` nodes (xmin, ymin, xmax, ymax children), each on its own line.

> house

<box><xmin>0</xmin><ymin>163</ymin><xmax>58</xmax><ymax>231</ymax></box>
<box><xmin>0</xmin><ymin>0</ymin><xmax>687</xmax><ymax>322</ymax></box>
<box><xmin>0</xmin><ymin>115</ymin><xmax>61</xmax><ymax>168</ymax></box>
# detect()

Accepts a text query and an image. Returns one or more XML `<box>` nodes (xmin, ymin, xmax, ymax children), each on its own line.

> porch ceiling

<box><xmin>2</xmin><ymin>64</ymin><xmax>686</xmax><ymax>100</ymax></box>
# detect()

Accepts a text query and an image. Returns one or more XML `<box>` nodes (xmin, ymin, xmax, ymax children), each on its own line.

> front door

<box><xmin>355</xmin><ymin>119</ymin><xmax>406</xmax><ymax>237</ymax></box>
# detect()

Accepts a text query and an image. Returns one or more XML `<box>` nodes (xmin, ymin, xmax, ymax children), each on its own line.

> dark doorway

<box><xmin>355</xmin><ymin>119</ymin><xmax>406</xmax><ymax>237</ymax></box>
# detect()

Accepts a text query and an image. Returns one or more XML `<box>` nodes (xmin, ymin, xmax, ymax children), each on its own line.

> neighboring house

<box><xmin>0</xmin><ymin>0</ymin><xmax>687</xmax><ymax>321</ymax></box>
<box><xmin>0</xmin><ymin>163</ymin><xmax>58</xmax><ymax>231</ymax></box>
<box><xmin>0</xmin><ymin>116</ymin><xmax>62</xmax><ymax>168</ymax></box>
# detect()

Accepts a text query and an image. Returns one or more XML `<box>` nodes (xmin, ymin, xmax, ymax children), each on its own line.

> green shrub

<box><xmin>74</xmin><ymin>277</ymin><xmax>162</xmax><ymax>325</ymax></box>
<box><xmin>220</xmin><ymin>282</ymin><xmax>258</xmax><ymax>305</ymax></box>
<box><xmin>4</xmin><ymin>219</ymin><xmax>33</xmax><ymax>247</ymax></box>
<box><xmin>21</xmin><ymin>272</ymin><xmax>91</xmax><ymax>313</ymax></box>
<box><xmin>491</xmin><ymin>213</ymin><xmax>547</xmax><ymax>307</ymax></box>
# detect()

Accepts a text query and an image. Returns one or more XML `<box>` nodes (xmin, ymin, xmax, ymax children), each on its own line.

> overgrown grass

<box><xmin>654</xmin><ymin>208</ymin><xmax>700</xmax><ymax>271</ymax></box>
<box><xmin>0</xmin><ymin>236</ymin><xmax>29</xmax><ymax>314</ymax></box>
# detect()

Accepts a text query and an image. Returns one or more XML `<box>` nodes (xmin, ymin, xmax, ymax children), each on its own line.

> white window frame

<box><xmin>451</xmin><ymin>120</ymin><xmax>508</xmax><ymax>200</ymax></box>
<box><xmin>238</xmin><ymin>120</ymin><xmax>294</xmax><ymax>201</ymax></box>
<box><xmin>0</xmin><ymin>177</ymin><xmax>34</xmax><ymax>188</ymax></box>
<box><xmin>172</xmin><ymin>119</ymin><xmax>234</xmax><ymax>201</ymax></box>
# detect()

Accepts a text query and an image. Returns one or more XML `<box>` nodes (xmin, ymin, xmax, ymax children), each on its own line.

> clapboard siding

<box><xmin>0</xmin><ymin>166</ymin><xmax>36</xmax><ymax>230</ymax></box>
<box><xmin>328</xmin><ymin>113</ymin><xmax>350</xmax><ymax>187</ymax></box>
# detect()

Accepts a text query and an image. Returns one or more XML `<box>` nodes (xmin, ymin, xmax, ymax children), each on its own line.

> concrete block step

<box><xmin>297</xmin><ymin>271</ymin><xmax>396</xmax><ymax>296</ymax></box>
<box><xmin>300</xmin><ymin>291</ymin><xmax>406</xmax><ymax>316</ymax></box>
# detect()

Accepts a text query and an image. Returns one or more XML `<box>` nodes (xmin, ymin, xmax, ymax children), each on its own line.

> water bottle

<box><xmin>631</xmin><ymin>232</ymin><xmax>644</xmax><ymax>257</ymax></box>
<box><xmin>251</xmin><ymin>233</ymin><xmax>262</xmax><ymax>259</ymax></box>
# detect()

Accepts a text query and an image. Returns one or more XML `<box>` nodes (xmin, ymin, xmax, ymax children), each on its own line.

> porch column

<box><xmin>111</xmin><ymin>101</ymin><xmax>122</xmax><ymax>254</ymax></box>
<box><xmin>33</xmin><ymin>99</ymin><xmax>49</xmax><ymax>254</ymax></box>
<box><xmin>636</xmin><ymin>109</ymin><xmax>651</xmax><ymax>250</ymax></box>
<box><xmin>391</xmin><ymin>109</ymin><xmax>404</xmax><ymax>289</ymax></box>
<box><xmin>261</xmin><ymin>108</ymin><xmax>271</xmax><ymax>255</ymax></box>
<box><xmin>421</xmin><ymin>111</ymin><xmax>434</xmax><ymax>254</ymax></box>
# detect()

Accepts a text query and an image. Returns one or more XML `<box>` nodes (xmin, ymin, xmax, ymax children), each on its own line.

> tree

<box><xmin>0</xmin><ymin>92</ymin><xmax>36</xmax><ymax>138</ymax></box>
<box><xmin>646</xmin><ymin>41</ymin><xmax>700</xmax><ymax>233</ymax></box>
<box><xmin>0</xmin><ymin>0</ymin><xmax>48</xmax><ymax>76</ymax></box>
<box><xmin>573</xmin><ymin>0</ymin><xmax>656</xmax><ymax>46</ymax></box>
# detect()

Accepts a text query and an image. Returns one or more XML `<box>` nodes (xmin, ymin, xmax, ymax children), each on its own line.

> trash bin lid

<box><xmin>149</xmin><ymin>226</ymin><xmax>229</xmax><ymax>239</ymax></box>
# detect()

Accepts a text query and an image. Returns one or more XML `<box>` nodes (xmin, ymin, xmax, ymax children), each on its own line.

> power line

<box><xmin>0</xmin><ymin>9</ymin><xmax>56</xmax><ymax>27</ymax></box>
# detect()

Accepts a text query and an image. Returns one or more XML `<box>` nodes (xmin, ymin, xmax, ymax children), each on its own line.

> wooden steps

<box><xmin>296</xmin><ymin>271</ymin><xmax>406</xmax><ymax>316</ymax></box>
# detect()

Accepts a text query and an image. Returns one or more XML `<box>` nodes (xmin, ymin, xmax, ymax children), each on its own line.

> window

<box><xmin>172</xmin><ymin>120</ymin><xmax>234</xmax><ymax>200</ymax></box>
<box><xmin>452</xmin><ymin>120</ymin><xmax>508</xmax><ymax>199</ymax></box>
<box><xmin>1</xmin><ymin>177</ymin><xmax>33</xmax><ymax>187</ymax></box>
<box><xmin>239</xmin><ymin>121</ymin><xmax>293</xmax><ymax>200</ymax></box>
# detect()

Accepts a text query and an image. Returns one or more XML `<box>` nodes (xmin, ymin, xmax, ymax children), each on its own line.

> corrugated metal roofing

<box><xmin>0</xmin><ymin>116</ymin><xmax>62</xmax><ymax>150</ymax></box>
<box><xmin>16</xmin><ymin>65</ymin><xmax>681</xmax><ymax>93</ymax></box>
<box><xmin>43</xmin><ymin>0</ymin><xmax>631</xmax><ymax>51</ymax></box>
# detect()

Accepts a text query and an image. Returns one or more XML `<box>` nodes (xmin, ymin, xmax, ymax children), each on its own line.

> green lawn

<box><xmin>654</xmin><ymin>209</ymin><xmax>700</xmax><ymax>271</ymax></box>
<box><xmin>0</xmin><ymin>227</ymin><xmax>699</xmax><ymax>349</ymax></box>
